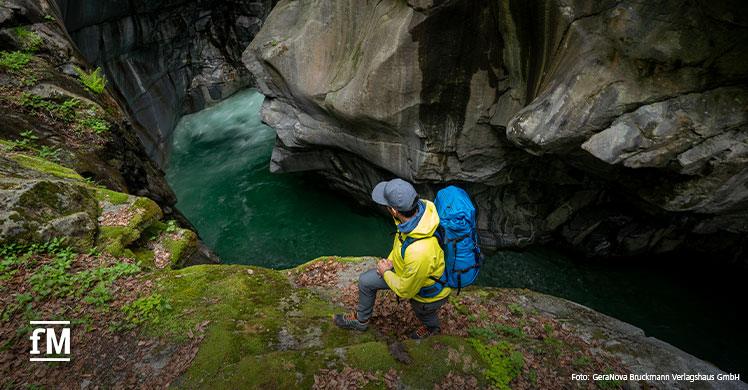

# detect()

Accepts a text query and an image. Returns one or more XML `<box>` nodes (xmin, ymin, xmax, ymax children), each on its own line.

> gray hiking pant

<box><xmin>356</xmin><ymin>268</ymin><xmax>447</xmax><ymax>329</ymax></box>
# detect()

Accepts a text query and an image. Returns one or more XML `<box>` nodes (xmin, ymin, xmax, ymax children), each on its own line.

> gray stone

<box><xmin>55</xmin><ymin>0</ymin><xmax>277</xmax><ymax>165</ymax></box>
<box><xmin>244</xmin><ymin>0</ymin><xmax>748</xmax><ymax>260</ymax></box>
<box><xmin>0</xmin><ymin>162</ymin><xmax>99</xmax><ymax>250</ymax></box>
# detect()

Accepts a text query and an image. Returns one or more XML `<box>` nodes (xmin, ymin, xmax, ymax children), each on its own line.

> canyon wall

<box><xmin>1</xmin><ymin>0</ymin><xmax>173</xmax><ymax>204</ymax></box>
<box><xmin>244</xmin><ymin>0</ymin><xmax>748</xmax><ymax>260</ymax></box>
<box><xmin>56</xmin><ymin>0</ymin><xmax>275</xmax><ymax>164</ymax></box>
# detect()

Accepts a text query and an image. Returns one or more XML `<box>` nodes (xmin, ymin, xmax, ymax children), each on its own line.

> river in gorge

<box><xmin>165</xmin><ymin>89</ymin><xmax>747</xmax><ymax>378</ymax></box>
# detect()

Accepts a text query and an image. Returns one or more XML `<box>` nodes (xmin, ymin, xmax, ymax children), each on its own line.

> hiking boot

<box><xmin>410</xmin><ymin>326</ymin><xmax>440</xmax><ymax>340</ymax></box>
<box><xmin>333</xmin><ymin>311</ymin><xmax>369</xmax><ymax>331</ymax></box>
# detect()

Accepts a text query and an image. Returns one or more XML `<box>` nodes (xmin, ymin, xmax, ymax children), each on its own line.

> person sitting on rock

<box><xmin>333</xmin><ymin>178</ymin><xmax>450</xmax><ymax>339</ymax></box>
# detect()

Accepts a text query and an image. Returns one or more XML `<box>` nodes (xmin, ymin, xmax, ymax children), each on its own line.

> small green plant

<box><xmin>528</xmin><ymin>368</ymin><xmax>538</xmax><ymax>385</ymax></box>
<box><xmin>507</xmin><ymin>303</ymin><xmax>524</xmax><ymax>316</ymax></box>
<box><xmin>83</xmin><ymin>283</ymin><xmax>113</xmax><ymax>307</ymax></box>
<box><xmin>0</xmin><ymin>51</ymin><xmax>32</xmax><ymax>72</ymax></box>
<box><xmin>38</xmin><ymin>145</ymin><xmax>61</xmax><ymax>161</ymax></box>
<box><xmin>15</xmin><ymin>130</ymin><xmax>39</xmax><ymax>149</ymax></box>
<box><xmin>21</xmin><ymin>94</ymin><xmax>82</xmax><ymax>123</ymax></box>
<box><xmin>165</xmin><ymin>220</ymin><xmax>178</xmax><ymax>233</ymax></box>
<box><xmin>19</xmin><ymin>92</ymin><xmax>54</xmax><ymax>111</ymax></box>
<box><xmin>468</xmin><ymin>323</ymin><xmax>525</xmax><ymax>342</ymax></box>
<box><xmin>572</xmin><ymin>355</ymin><xmax>591</xmax><ymax>368</ymax></box>
<box><xmin>21</xmin><ymin>75</ymin><xmax>38</xmax><ymax>86</ymax></box>
<box><xmin>54</xmin><ymin>98</ymin><xmax>80</xmax><ymax>122</ymax></box>
<box><xmin>543</xmin><ymin>323</ymin><xmax>553</xmax><ymax>336</ymax></box>
<box><xmin>79</xmin><ymin>116</ymin><xmax>109</xmax><ymax>134</ymax></box>
<box><xmin>468</xmin><ymin>326</ymin><xmax>498</xmax><ymax>340</ymax></box>
<box><xmin>470</xmin><ymin>339</ymin><xmax>524</xmax><ymax>390</ymax></box>
<box><xmin>14</xmin><ymin>27</ymin><xmax>43</xmax><ymax>52</ymax></box>
<box><xmin>44</xmin><ymin>14</ymin><xmax>55</xmax><ymax>21</ymax></box>
<box><xmin>23</xmin><ymin>240</ymin><xmax>140</xmax><ymax>302</ymax></box>
<box><xmin>495</xmin><ymin>323</ymin><xmax>524</xmax><ymax>338</ymax></box>
<box><xmin>73</xmin><ymin>66</ymin><xmax>107</xmax><ymax>94</ymax></box>
<box><xmin>121</xmin><ymin>294</ymin><xmax>172</xmax><ymax>326</ymax></box>
<box><xmin>1</xmin><ymin>293</ymin><xmax>34</xmax><ymax>322</ymax></box>
<box><xmin>0</xmin><ymin>239</ymin><xmax>66</xmax><ymax>281</ymax></box>
<box><xmin>543</xmin><ymin>335</ymin><xmax>562</xmax><ymax>355</ymax></box>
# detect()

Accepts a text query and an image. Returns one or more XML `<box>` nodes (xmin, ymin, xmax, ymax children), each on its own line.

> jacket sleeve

<box><xmin>382</xmin><ymin>242</ymin><xmax>431</xmax><ymax>299</ymax></box>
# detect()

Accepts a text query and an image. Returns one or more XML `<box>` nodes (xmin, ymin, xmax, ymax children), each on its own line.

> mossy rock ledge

<box><xmin>139</xmin><ymin>257</ymin><xmax>740</xmax><ymax>390</ymax></box>
<box><xmin>1</xmin><ymin>148</ymin><xmax>743</xmax><ymax>389</ymax></box>
<box><xmin>0</xmin><ymin>145</ymin><xmax>205</xmax><ymax>268</ymax></box>
<box><xmin>7</xmin><ymin>256</ymin><xmax>735</xmax><ymax>389</ymax></box>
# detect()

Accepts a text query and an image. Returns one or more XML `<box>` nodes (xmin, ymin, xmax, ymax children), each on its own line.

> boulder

<box><xmin>0</xmin><ymin>156</ymin><xmax>98</xmax><ymax>250</ymax></box>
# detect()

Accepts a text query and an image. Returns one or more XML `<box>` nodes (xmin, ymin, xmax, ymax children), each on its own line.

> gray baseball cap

<box><xmin>371</xmin><ymin>178</ymin><xmax>418</xmax><ymax>212</ymax></box>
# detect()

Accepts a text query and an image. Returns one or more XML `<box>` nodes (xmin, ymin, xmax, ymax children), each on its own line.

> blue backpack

<box><xmin>400</xmin><ymin>186</ymin><xmax>482</xmax><ymax>297</ymax></box>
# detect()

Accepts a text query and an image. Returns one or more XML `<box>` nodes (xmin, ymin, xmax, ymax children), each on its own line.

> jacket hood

<box><xmin>396</xmin><ymin>199</ymin><xmax>439</xmax><ymax>239</ymax></box>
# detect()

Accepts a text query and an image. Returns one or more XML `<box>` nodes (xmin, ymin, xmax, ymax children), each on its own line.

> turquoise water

<box><xmin>166</xmin><ymin>88</ymin><xmax>746</xmax><ymax>378</ymax></box>
<box><xmin>165</xmin><ymin>89</ymin><xmax>392</xmax><ymax>268</ymax></box>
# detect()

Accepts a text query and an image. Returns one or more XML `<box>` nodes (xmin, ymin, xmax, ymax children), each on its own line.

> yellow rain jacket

<box><xmin>383</xmin><ymin>199</ymin><xmax>451</xmax><ymax>303</ymax></box>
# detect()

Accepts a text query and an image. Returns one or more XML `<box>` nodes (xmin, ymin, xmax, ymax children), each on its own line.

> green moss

<box><xmin>96</xmin><ymin>197</ymin><xmax>162</xmax><ymax>256</ymax></box>
<box><xmin>162</xmin><ymin>229</ymin><xmax>197</xmax><ymax>268</ymax></box>
<box><xmin>97</xmin><ymin>226</ymin><xmax>140</xmax><ymax>256</ymax></box>
<box><xmin>345</xmin><ymin>341</ymin><xmax>397</xmax><ymax>372</ymax></box>
<box><xmin>94</xmin><ymin>188</ymin><xmax>130</xmax><ymax>205</ymax></box>
<box><xmin>131</xmin><ymin>197</ymin><xmax>163</xmax><ymax>228</ymax></box>
<box><xmin>164</xmin><ymin>262</ymin><xmax>492</xmax><ymax>387</ymax></box>
<box><xmin>10</xmin><ymin>153</ymin><xmax>83</xmax><ymax>180</ymax></box>
<box><xmin>132</xmin><ymin>249</ymin><xmax>155</xmax><ymax>269</ymax></box>
<box><xmin>469</xmin><ymin>339</ymin><xmax>523</xmax><ymax>390</ymax></box>
<box><xmin>146</xmin><ymin>265</ymin><xmax>287</xmax><ymax>338</ymax></box>
<box><xmin>121</xmin><ymin>294</ymin><xmax>172</xmax><ymax>327</ymax></box>
<box><xmin>0</xmin><ymin>139</ymin><xmax>17</xmax><ymax>150</ymax></box>
<box><xmin>291</xmin><ymin>255</ymin><xmax>368</xmax><ymax>273</ymax></box>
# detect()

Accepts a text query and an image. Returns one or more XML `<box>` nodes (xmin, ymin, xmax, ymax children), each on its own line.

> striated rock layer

<box><xmin>56</xmin><ymin>0</ymin><xmax>276</xmax><ymax>164</ymax></box>
<box><xmin>244</xmin><ymin>0</ymin><xmax>748</xmax><ymax>261</ymax></box>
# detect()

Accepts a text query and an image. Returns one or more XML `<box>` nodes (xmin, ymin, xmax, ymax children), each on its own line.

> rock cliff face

<box><xmin>56</xmin><ymin>0</ymin><xmax>275</xmax><ymax>164</ymax></box>
<box><xmin>0</xmin><ymin>0</ymin><xmax>215</xmax><ymax>263</ymax></box>
<box><xmin>1</xmin><ymin>0</ymin><xmax>174</xmax><ymax>205</ymax></box>
<box><xmin>244</xmin><ymin>0</ymin><xmax>748</xmax><ymax>261</ymax></box>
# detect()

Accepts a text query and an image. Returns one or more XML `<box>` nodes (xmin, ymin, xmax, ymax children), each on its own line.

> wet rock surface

<box><xmin>244</xmin><ymin>0</ymin><xmax>748</xmax><ymax>262</ymax></box>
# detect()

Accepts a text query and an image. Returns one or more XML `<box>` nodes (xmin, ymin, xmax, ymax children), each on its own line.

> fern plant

<box><xmin>74</xmin><ymin>66</ymin><xmax>107</xmax><ymax>94</ymax></box>
<box><xmin>0</xmin><ymin>51</ymin><xmax>31</xmax><ymax>72</ymax></box>
<box><xmin>14</xmin><ymin>27</ymin><xmax>43</xmax><ymax>52</ymax></box>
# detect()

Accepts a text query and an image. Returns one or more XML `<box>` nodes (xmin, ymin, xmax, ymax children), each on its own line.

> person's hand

<box><xmin>376</xmin><ymin>259</ymin><xmax>393</xmax><ymax>276</ymax></box>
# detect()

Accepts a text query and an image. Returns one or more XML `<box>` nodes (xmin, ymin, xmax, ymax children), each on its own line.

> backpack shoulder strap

<box><xmin>400</xmin><ymin>236</ymin><xmax>427</xmax><ymax>259</ymax></box>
